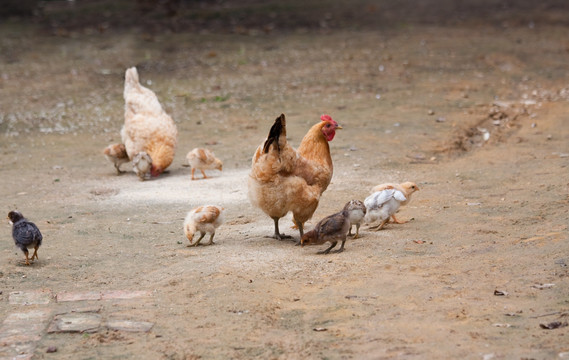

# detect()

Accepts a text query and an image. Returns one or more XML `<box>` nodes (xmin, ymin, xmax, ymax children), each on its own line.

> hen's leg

<box><xmin>391</xmin><ymin>215</ymin><xmax>407</xmax><ymax>224</ymax></box>
<box><xmin>114</xmin><ymin>164</ymin><xmax>123</xmax><ymax>174</ymax></box>
<box><xmin>267</xmin><ymin>218</ymin><xmax>292</xmax><ymax>240</ymax></box>
<box><xmin>191</xmin><ymin>168</ymin><xmax>196</xmax><ymax>180</ymax></box>
<box><xmin>318</xmin><ymin>242</ymin><xmax>337</xmax><ymax>254</ymax></box>
<box><xmin>200</xmin><ymin>169</ymin><xmax>208</xmax><ymax>179</ymax></box>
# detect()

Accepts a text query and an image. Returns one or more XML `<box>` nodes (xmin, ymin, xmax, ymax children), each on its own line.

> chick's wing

<box><xmin>318</xmin><ymin>212</ymin><xmax>348</xmax><ymax>235</ymax></box>
<box><xmin>14</xmin><ymin>222</ymin><xmax>42</xmax><ymax>246</ymax></box>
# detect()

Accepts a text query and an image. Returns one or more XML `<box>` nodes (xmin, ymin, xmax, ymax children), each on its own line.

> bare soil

<box><xmin>1</xmin><ymin>1</ymin><xmax>568</xmax><ymax>359</ymax></box>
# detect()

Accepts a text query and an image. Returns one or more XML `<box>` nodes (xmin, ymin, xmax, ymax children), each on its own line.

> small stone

<box><xmin>48</xmin><ymin>313</ymin><xmax>102</xmax><ymax>333</ymax></box>
<box><xmin>46</xmin><ymin>346</ymin><xmax>57</xmax><ymax>353</ymax></box>
<box><xmin>428</xmin><ymin>109</ymin><xmax>435</xmax><ymax>115</ymax></box>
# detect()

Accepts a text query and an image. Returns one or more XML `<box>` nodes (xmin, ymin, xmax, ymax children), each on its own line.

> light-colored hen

<box><xmin>186</xmin><ymin>148</ymin><xmax>222</xmax><ymax>180</ymax></box>
<box><xmin>121</xmin><ymin>67</ymin><xmax>178</xmax><ymax>179</ymax></box>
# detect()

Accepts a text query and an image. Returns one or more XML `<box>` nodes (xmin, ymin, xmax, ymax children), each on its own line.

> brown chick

<box><xmin>186</xmin><ymin>148</ymin><xmax>223</xmax><ymax>180</ymax></box>
<box><xmin>370</xmin><ymin>182</ymin><xmax>420</xmax><ymax>224</ymax></box>
<box><xmin>103</xmin><ymin>143</ymin><xmax>129</xmax><ymax>174</ymax></box>
<box><xmin>300</xmin><ymin>208</ymin><xmax>350</xmax><ymax>254</ymax></box>
<box><xmin>344</xmin><ymin>200</ymin><xmax>366</xmax><ymax>239</ymax></box>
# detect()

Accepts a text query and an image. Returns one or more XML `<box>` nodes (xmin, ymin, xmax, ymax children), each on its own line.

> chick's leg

<box><xmin>207</xmin><ymin>232</ymin><xmax>215</xmax><ymax>245</ymax></box>
<box><xmin>23</xmin><ymin>250</ymin><xmax>30</xmax><ymax>266</ymax></box>
<box><xmin>31</xmin><ymin>246</ymin><xmax>39</xmax><ymax>261</ymax></box>
<box><xmin>190</xmin><ymin>232</ymin><xmax>206</xmax><ymax>247</ymax></box>
<box><xmin>200</xmin><ymin>170</ymin><xmax>208</xmax><ymax>179</ymax></box>
<box><xmin>333</xmin><ymin>240</ymin><xmax>346</xmax><ymax>253</ymax></box>
<box><xmin>391</xmin><ymin>215</ymin><xmax>407</xmax><ymax>224</ymax></box>
<box><xmin>374</xmin><ymin>219</ymin><xmax>389</xmax><ymax>231</ymax></box>
<box><xmin>348</xmin><ymin>225</ymin><xmax>353</xmax><ymax>237</ymax></box>
<box><xmin>354</xmin><ymin>224</ymin><xmax>360</xmax><ymax>239</ymax></box>
<box><xmin>318</xmin><ymin>242</ymin><xmax>337</xmax><ymax>254</ymax></box>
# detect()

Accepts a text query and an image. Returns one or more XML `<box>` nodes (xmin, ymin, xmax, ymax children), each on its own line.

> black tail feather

<box><xmin>262</xmin><ymin>114</ymin><xmax>286</xmax><ymax>154</ymax></box>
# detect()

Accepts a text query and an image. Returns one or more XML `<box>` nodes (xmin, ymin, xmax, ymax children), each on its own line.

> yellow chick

<box><xmin>183</xmin><ymin>205</ymin><xmax>225</xmax><ymax>246</ymax></box>
<box><xmin>186</xmin><ymin>148</ymin><xmax>222</xmax><ymax>180</ymax></box>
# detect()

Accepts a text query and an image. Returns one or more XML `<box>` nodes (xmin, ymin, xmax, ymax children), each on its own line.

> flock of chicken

<box><xmin>8</xmin><ymin>67</ymin><xmax>420</xmax><ymax>265</ymax></box>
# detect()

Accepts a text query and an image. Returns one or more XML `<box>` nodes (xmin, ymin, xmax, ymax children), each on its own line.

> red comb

<box><xmin>320</xmin><ymin>114</ymin><xmax>333</xmax><ymax>122</ymax></box>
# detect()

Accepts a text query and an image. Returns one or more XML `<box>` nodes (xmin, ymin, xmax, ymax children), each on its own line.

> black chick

<box><xmin>300</xmin><ymin>208</ymin><xmax>351</xmax><ymax>254</ymax></box>
<box><xmin>8</xmin><ymin>211</ymin><xmax>43</xmax><ymax>265</ymax></box>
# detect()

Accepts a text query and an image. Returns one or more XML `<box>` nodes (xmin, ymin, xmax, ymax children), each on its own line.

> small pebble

<box><xmin>47</xmin><ymin>346</ymin><xmax>57</xmax><ymax>353</ymax></box>
<box><xmin>428</xmin><ymin>109</ymin><xmax>435</xmax><ymax>115</ymax></box>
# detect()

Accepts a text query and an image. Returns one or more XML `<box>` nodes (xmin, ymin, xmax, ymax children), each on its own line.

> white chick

<box><xmin>364</xmin><ymin>189</ymin><xmax>407</xmax><ymax>230</ymax></box>
<box><xmin>186</xmin><ymin>148</ymin><xmax>223</xmax><ymax>180</ymax></box>
<box><xmin>103</xmin><ymin>143</ymin><xmax>129</xmax><ymax>174</ymax></box>
<box><xmin>183</xmin><ymin>205</ymin><xmax>225</xmax><ymax>246</ymax></box>
<box><xmin>370</xmin><ymin>182</ymin><xmax>419</xmax><ymax>224</ymax></box>
<box><xmin>343</xmin><ymin>200</ymin><xmax>366</xmax><ymax>238</ymax></box>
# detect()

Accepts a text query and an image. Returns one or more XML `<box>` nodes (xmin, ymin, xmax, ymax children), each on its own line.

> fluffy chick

<box><xmin>8</xmin><ymin>211</ymin><xmax>43</xmax><ymax>265</ymax></box>
<box><xmin>364</xmin><ymin>188</ymin><xmax>409</xmax><ymax>230</ymax></box>
<box><xmin>132</xmin><ymin>152</ymin><xmax>152</xmax><ymax>181</ymax></box>
<box><xmin>103</xmin><ymin>143</ymin><xmax>129</xmax><ymax>174</ymax></box>
<box><xmin>370</xmin><ymin>182</ymin><xmax>420</xmax><ymax>224</ymax></box>
<box><xmin>186</xmin><ymin>148</ymin><xmax>223</xmax><ymax>180</ymax></box>
<box><xmin>300</xmin><ymin>208</ymin><xmax>351</xmax><ymax>254</ymax></box>
<box><xmin>344</xmin><ymin>200</ymin><xmax>366</xmax><ymax>239</ymax></box>
<box><xmin>183</xmin><ymin>205</ymin><xmax>225</xmax><ymax>246</ymax></box>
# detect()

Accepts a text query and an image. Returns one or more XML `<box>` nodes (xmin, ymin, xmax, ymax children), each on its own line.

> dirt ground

<box><xmin>1</xmin><ymin>1</ymin><xmax>568</xmax><ymax>359</ymax></box>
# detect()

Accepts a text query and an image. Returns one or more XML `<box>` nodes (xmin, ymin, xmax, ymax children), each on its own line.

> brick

<box><xmin>8</xmin><ymin>290</ymin><xmax>52</xmax><ymax>305</ymax></box>
<box><xmin>100</xmin><ymin>290</ymin><xmax>152</xmax><ymax>300</ymax></box>
<box><xmin>0</xmin><ymin>310</ymin><xmax>51</xmax><ymax>359</ymax></box>
<box><xmin>56</xmin><ymin>291</ymin><xmax>102</xmax><ymax>302</ymax></box>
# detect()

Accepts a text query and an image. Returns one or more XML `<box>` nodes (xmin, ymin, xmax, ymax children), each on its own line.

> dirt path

<box><xmin>1</xmin><ymin>2</ymin><xmax>569</xmax><ymax>358</ymax></box>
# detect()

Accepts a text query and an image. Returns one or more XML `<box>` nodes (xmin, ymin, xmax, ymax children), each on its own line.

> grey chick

<box><xmin>8</xmin><ymin>211</ymin><xmax>43</xmax><ymax>265</ymax></box>
<box><xmin>300</xmin><ymin>208</ymin><xmax>351</xmax><ymax>254</ymax></box>
<box><xmin>344</xmin><ymin>200</ymin><xmax>366</xmax><ymax>239</ymax></box>
<box><xmin>103</xmin><ymin>143</ymin><xmax>129</xmax><ymax>174</ymax></box>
